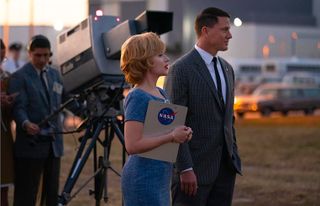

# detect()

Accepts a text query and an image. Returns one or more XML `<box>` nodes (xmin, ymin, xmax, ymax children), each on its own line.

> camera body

<box><xmin>57</xmin><ymin>16</ymin><xmax>122</xmax><ymax>94</ymax></box>
<box><xmin>57</xmin><ymin>11</ymin><xmax>173</xmax><ymax>94</ymax></box>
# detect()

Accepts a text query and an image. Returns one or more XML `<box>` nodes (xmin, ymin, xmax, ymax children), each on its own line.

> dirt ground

<box><xmin>8</xmin><ymin>115</ymin><xmax>320</xmax><ymax>206</ymax></box>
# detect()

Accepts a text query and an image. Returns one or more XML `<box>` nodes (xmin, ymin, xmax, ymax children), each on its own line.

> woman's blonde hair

<box><xmin>120</xmin><ymin>32</ymin><xmax>165</xmax><ymax>85</ymax></box>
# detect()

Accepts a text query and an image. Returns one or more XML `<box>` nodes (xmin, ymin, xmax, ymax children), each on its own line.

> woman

<box><xmin>120</xmin><ymin>32</ymin><xmax>192</xmax><ymax>206</ymax></box>
<box><xmin>1</xmin><ymin>39</ymin><xmax>15</xmax><ymax>206</ymax></box>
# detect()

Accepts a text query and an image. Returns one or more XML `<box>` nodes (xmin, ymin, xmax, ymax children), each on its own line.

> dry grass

<box><xmin>8</xmin><ymin>116</ymin><xmax>320</xmax><ymax>205</ymax></box>
<box><xmin>233</xmin><ymin>116</ymin><xmax>320</xmax><ymax>206</ymax></box>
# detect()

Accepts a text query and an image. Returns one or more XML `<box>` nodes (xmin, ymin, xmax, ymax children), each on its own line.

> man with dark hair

<box><xmin>165</xmin><ymin>7</ymin><xmax>242</xmax><ymax>206</ymax></box>
<box><xmin>2</xmin><ymin>42</ymin><xmax>26</xmax><ymax>74</ymax></box>
<box><xmin>8</xmin><ymin>34</ymin><xmax>64</xmax><ymax>206</ymax></box>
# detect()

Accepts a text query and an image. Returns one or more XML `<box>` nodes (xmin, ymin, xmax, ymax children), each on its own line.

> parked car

<box><xmin>234</xmin><ymin>83</ymin><xmax>320</xmax><ymax>117</ymax></box>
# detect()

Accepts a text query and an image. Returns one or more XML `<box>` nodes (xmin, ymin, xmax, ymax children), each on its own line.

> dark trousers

<box><xmin>13</xmin><ymin>156</ymin><xmax>60</xmax><ymax>206</ymax></box>
<box><xmin>172</xmin><ymin>145</ymin><xmax>236</xmax><ymax>206</ymax></box>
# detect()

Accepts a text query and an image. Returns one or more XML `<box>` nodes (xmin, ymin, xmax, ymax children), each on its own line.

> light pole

<box><xmin>3</xmin><ymin>0</ymin><xmax>10</xmax><ymax>46</ymax></box>
<box><xmin>291</xmin><ymin>32</ymin><xmax>298</xmax><ymax>57</ymax></box>
<box><xmin>29</xmin><ymin>0</ymin><xmax>35</xmax><ymax>40</ymax></box>
<box><xmin>290</xmin><ymin>32</ymin><xmax>320</xmax><ymax>58</ymax></box>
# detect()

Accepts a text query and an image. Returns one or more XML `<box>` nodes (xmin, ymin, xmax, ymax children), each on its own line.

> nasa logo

<box><xmin>158</xmin><ymin>108</ymin><xmax>176</xmax><ymax>125</ymax></box>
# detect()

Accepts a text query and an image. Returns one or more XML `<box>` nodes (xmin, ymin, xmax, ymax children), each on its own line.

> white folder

<box><xmin>138</xmin><ymin>100</ymin><xmax>188</xmax><ymax>162</ymax></box>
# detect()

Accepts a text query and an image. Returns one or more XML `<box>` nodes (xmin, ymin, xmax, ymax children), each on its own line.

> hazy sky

<box><xmin>0</xmin><ymin>0</ymin><xmax>88</xmax><ymax>27</ymax></box>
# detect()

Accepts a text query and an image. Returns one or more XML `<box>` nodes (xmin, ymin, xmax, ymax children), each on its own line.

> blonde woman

<box><xmin>120</xmin><ymin>32</ymin><xmax>192</xmax><ymax>206</ymax></box>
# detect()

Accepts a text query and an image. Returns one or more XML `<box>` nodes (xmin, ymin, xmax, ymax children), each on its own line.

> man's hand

<box><xmin>24</xmin><ymin>122</ymin><xmax>40</xmax><ymax>135</ymax></box>
<box><xmin>180</xmin><ymin>170</ymin><xmax>198</xmax><ymax>196</ymax></box>
<box><xmin>1</xmin><ymin>92</ymin><xmax>18</xmax><ymax>107</ymax></box>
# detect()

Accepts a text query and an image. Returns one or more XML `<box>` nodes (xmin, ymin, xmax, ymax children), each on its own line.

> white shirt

<box><xmin>194</xmin><ymin>44</ymin><xmax>227</xmax><ymax>103</ymax></box>
<box><xmin>1</xmin><ymin>57</ymin><xmax>26</xmax><ymax>74</ymax></box>
<box><xmin>181</xmin><ymin>46</ymin><xmax>228</xmax><ymax>174</ymax></box>
<box><xmin>34</xmin><ymin>66</ymin><xmax>49</xmax><ymax>88</ymax></box>
<box><xmin>22</xmin><ymin>66</ymin><xmax>49</xmax><ymax>128</ymax></box>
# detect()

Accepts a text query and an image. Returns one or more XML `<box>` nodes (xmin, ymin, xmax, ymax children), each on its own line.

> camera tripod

<box><xmin>57</xmin><ymin>85</ymin><xmax>127</xmax><ymax>206</ymax></box>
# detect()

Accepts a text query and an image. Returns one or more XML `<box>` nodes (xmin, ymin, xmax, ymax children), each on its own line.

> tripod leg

<box><xmin>102</xmin><ymin>121</ymin><xmax>114</xmax><ymax>203</ymax></box>
<box><xmin>110</xmin><ymin>118</ymin><xmax>126</xmax><ymax>206</ymax></box>
<box><xmin>93</xmin><ymin>156</ymin><xmax>106</xmax><ymax>206</ymax></box>
<box><xmin>111</xmin><ymin>119</ymin><xmax>127</xmax><ymax>167</ymax></box>
<box><xmin>110</xmin><ymin>119</ymin><xmax>125</xmax><ymax>147</ymax></box>
<box><xmin>58</xmin><ymin>121</ymin><xmax>104</xmax><ymax>205</ymax></box>
<box><xmin>93</xmin><ymin>141</ymin><xmax>101</xmax><ymax>206</ymax></box>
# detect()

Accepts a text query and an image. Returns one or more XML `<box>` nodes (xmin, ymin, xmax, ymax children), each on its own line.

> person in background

<box><xmin>2</xmin><ymin>42</ymin><xmax>26</xmax><ymax>74</ymax></box>
<box><xmin>165</xmin><ymin>7</ymin><xmax>242</xmax><ymax>206</ymax></box>
<box><xmin>120</xmin><ymin>32</ymin><xmax>193</xmax><ymax>206</ymax></box>
<box><xmin>1</xmin><ymin>38</ymin><xmax>16</xmax><ymax>206</ymax></box>
<box><xmin>8</xmin><ymin>35</ymin><xmax>64</xmax><ymax>206</ymax></box>
<box><xmin>0</xmin><ymin>39</ymin><xmax>6</xmax><ymax>62</ymax></box>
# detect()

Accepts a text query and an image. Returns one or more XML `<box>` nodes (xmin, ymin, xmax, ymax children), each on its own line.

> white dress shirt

<box><xmin>1</xmin><ymin>57</ymin><xmax>26</xmax><ymax>74</ymax></box>
<box><xmin>180</xmin><ymin>46</ymin><xmax>228</xmax><ymax>174</ymax></box>
<box><xmin>195</xmin><ymin>44</ymin><xmax>227</xmax><ymax>103</ymax></box>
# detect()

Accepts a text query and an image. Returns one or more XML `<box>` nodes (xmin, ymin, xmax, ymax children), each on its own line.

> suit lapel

<box><xmin>46</xmin><ymin>69</ymin><xmax>53</xmax><ymax>109</ymax></box>
<box><xmin>191</xmin><ymin>50</ymin><xmax>224</xmax><ymax>112</ymax></box>
<box><xmin>27</xmin><ymin>64</ymin><xmax>50</xmax><ymax>107</ymax></box>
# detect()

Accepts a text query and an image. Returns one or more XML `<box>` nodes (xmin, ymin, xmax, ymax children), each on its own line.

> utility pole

<box><xmin>3</xmin><ymin>0</ymin><xmax>10</xmax><ymax>46</ymax></box>
<box><xmin>29</xmin><ymin>0</ymin><xmax>35</xmax><ymax>40</ymax></box>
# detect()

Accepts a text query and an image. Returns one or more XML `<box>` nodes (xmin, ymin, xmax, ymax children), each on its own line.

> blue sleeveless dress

<box><xmin>121</xmin><ymin>88</ymin><xmax>173</xmax><ymax>206</ymax></box>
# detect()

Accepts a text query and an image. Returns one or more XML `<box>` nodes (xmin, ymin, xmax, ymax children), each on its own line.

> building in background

<box><xmin>88</xmin><ymin>0</ymin><xmax>320</xmax><ymax>59</ymax></box>
<box><xmin>87</xmin><ymin>0</ymin><xmax>320</xmax><ymax>88</ymax></box>
<box><xmin>1</xmin><ymin>0</ymin><xmax>319</xmax><ymax>66</ymax></box>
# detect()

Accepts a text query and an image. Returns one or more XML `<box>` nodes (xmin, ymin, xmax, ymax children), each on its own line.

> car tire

<box><xmin>261</xmin><ymin>108</ymin><xmax>272</xmax><ymax>117</ymax></box>
<box><xmin>304</xmin><ymin>108</ymin><xmax>314</xmax><ymax>115</ymax></box>
<box><xmin>237</xmin><ymin>112</ymin><xmax>245</xmax><ymax>118</ymax></box>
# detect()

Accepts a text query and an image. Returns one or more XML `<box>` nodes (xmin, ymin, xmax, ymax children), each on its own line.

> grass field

<box><xmin>8</xmin><ymin>116</ymin><xmax>320</xmax><ymax>205</ymax></box>
<box><xmin>233</xmin><ymin>116</ymin><xmax>320</xmax><ymax>206</ymax></box>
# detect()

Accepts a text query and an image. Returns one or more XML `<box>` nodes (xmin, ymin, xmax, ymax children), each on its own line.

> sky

<box><xmin>0</xmin><ymin>0</ymin><xmax>88</xmax><ymax>27</ymax></box>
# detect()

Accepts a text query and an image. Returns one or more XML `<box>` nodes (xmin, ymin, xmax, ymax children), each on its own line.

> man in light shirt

<box><xmin>8</xmin><ymin>35</ymin><xmax>64</xmax><ymax>206</ymax></box>
<box><xmin>165</xmin><ymin>7</ymin><xmax>242</xmax><ymax>206</ymax></box>
<box><xmin>2</xmin><ymin>42</ymin><xmax>26</xmax><ymax>74</ymax></box>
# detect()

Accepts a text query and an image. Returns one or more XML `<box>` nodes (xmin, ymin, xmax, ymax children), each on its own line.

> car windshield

<box><xmin>278</xmin><ymin>89</ymin><xmax>302</xmax><ymax>98</ymax></box>
<box><xmin>253</xmin><ymin>88</ymin><xmax>277</xmax><ymax>97</ymax></box>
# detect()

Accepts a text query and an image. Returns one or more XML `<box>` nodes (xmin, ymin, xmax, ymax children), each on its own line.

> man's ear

<box><xmin>201</xmin><ymin>26</ymin><xmax>207</xmax><ymax>35</ymax></box>
<box><xmin>201</xmin><ymin>26</ymin><xmax>210</xmax><ymax>38</ymax></box>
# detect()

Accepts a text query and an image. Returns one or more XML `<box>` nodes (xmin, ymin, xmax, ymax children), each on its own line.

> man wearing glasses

<box><xmin>8</xmin><ymin>35</ymin><xmax>64</xmax><ymax>206</ymax></box>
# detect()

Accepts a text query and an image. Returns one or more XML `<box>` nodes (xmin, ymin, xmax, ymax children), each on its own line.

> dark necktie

<box><xmin>14</xmin><ymin>60</ymin><xmax>19</xmax><ymax>69</ymax></box>
<box><xmin>40</xmin><ymin>70</ymin><xmax>50</xmax><ymax>104</ymax></box>
<box><xmin>212</xmin><ymin>57</ymin><xmax>223</xmax><ymax>102</ymax></box>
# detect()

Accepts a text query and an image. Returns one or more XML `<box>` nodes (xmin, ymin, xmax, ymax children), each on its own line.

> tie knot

<box><xmin>212</xmin><ymin>57</ymin><xmax>217</xmax><ymax>64</ymax></box>
<box><xmin>40</xmin><ymin>70</ymin><xmax>46</xmax><ymax>76</ymax></box>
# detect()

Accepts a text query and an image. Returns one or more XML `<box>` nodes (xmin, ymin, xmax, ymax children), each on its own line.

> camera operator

<box><xmin>8</xmin><ymin>35</ymin><xmax>64</xmax><ymax>206</ymax></box>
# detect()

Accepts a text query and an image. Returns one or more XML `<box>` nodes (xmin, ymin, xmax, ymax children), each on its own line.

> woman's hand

<box><xmin>170</xmin><ymin>126</ymin><xmax>193</xmax><ymax>143</ymax></box>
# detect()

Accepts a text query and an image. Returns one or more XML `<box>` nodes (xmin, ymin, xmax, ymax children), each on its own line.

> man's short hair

<box><xmin>27</xmin><ymin>35</ymin><xmax>51</xmax><ymax>51</ymax></box>
<box><xmin>195</xmin><ymin>7</ymin><xmax>230</xmax><ymax>37</ymax></box>
<box><xmin>9</xmin><ymin>42</ymin><xmax>23</xmax><ymax>51</ymax></box>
